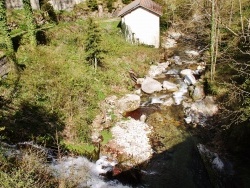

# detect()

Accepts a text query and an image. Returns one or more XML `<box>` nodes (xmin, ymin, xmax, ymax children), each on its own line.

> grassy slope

<box><xmin>1</xmin><ymin>14</ymin><xmax>161</xmax><ymax>154</ymax></box>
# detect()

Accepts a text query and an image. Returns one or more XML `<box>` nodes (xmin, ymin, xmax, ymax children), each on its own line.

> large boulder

<box><xmin>117</xmin><ymin>94</ymin><xmax>140</xmax><ymax>113</ymax></box>
<box><xmin>103</xmin><ymin>118</ymin><xmax>153</xmax><ymax>167</ymax></box>
<box><xmin>141</xmin><ymin>77</ymin><xmax>162</xmax><ymax>94</ymax></box>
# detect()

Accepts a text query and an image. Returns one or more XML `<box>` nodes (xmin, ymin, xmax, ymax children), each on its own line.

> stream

<box><xmin>1</xmin><ymin>31</ymin><xmax>232</xmax><ymax>187</ymax></box>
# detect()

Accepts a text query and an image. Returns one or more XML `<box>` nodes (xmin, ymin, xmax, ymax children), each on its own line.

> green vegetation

<box><xmin>84</xmin><ymin>17</ymin><xmax>104</xmax><ymax>72</ymax></box>
<box><xmin>86</xmin><ymin>0</ymin><xmax>98</xmax><ymax>11</ymax></box>
<box><xmin>23</xmin><ymin>0</ymin><xmax>37</xmax><ymax>46</ymax></box>
<box><xmin>0</xmin><ymin>1</ymin><xmax>14</xmax><ymax>55</ymax></box>
<box><xmin>0</xmin><ymin>4</ymin><xmax>161</xmax><ymax>184</ymax></box>
<box><xmin>0</xmin><ymin>9</ymin><xmax>161</xmax><ymax>149</ymax></box>
<box><xmin>1</xmin><ymin>0</ymin><xmax>250</xmax><ymax>186</ymax></box>
<box><xmin>0</xmin><ymin>149</ymin><xmax>58</xmax><ymax>187</ymax></box>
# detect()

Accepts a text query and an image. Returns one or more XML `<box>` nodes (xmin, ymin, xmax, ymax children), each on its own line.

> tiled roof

<box><xmin>118</xmin><ymin>0</ymin><xmax>163</xmax><ymax>17</ymax></box>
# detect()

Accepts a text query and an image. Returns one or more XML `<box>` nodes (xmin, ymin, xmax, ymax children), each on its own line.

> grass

<box><xmin>0</xmin><ymin>10</ymin><xmax>162</xmax><ymax>153</ymax></box>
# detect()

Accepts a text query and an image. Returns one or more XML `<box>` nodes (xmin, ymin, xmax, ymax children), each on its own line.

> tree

<box><xmin>84</xmin><ymin>18</ymin><xmax>103</xmax><ymax>72</ymax></box>
<box><xmin>23</xmin><ymin>0</ymin><xmax>37</xmax><ymax>46</ymax></box>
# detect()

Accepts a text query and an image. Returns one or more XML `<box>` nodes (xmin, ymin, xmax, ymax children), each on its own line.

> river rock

<box><xmin>184</xmin><ymin>74</ymin><xmax>196</xmax><ymax>85</ymax></box>
<box><xmin>173</xmin><ymin>55</ymin><xmax>182</xmax><ymax>65</ymax></box>
<box><xmin>136</xmin><ymin>77</ymin><xmax>145</xmax><ymax>85</ymax></box>
<box><xmin>163</xmin><ymin>38</ymin><xmax>177</xmax><ymax>49</ymax></box>
<box><xmin>148</xmin><ymin>62</ymin><xmax>169</xmax><ymax>78</ymax></box>
<box><xmin>180</xmin><ymin>69</ymin><xmax>193</xmax><ymax>77</ymax></box>
<box><xmin>168</xmin><ymin>31</ymin><xmax>182</xmax><ymax>40</ymax></box>
<box><xmin>193</xmin><ymin>65</ymin><xmax>206</xmax><ymax>75</ymax></box>
<box><xmin>173</xmin><ymin>82</ymin><xmax>188</xmax><ymax>105</ymax></box>
<box><xmin>162</xmin><ymin>81</ymin><xmax>178</xmax><ymax>91</ymax></box>
<box><xmin>162</xmin><ymin>97</ymin><xmax>175</xmax><ymax>106</ymax></box>
<box><xmin>141</xmin><ymin>77</ymin><xmax>162</xmax><ymax>94</ymax></box>
<box><xmin>184</xmin><ymin>96</ymin><xmax>218</xmax><ymax>126</ymax></box>
<box><xmin>185</xmin><ymin>50</ymin><xmax>200</xmax><ymax>58</ymax></box>
<box><xmin>117</xmin><ymin>94</ymin><xmax>140</xmax><ymax>113</ymax></box>
<box><xmin>104</xmin><ymin>118</ymin><xmax>153</xmax><ymax>167</ymax></box>
<box><xmin>192</xmin><ymin>84</ymin><xmax>205</xmax><ymax>101</ymax></box>
<box><xmin>165</xmin><ymin>69</ymin><xmax>179</xmax><ymax>75</ymax></box>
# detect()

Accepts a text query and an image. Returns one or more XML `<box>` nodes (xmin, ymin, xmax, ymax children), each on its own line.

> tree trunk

<box><xmin>210</xmin><ymin>0</ymin><xmax>216</xmax><ymax>81</ymax></box>
<box><xmin>94</xmin><ymin>55</ymin><xmax>97</xmax><ymax>73</ymax></box>
<box><xmin>238</xmin><ymin>0</ymin><xmax>244</xmax><ymax>34</ymax></box>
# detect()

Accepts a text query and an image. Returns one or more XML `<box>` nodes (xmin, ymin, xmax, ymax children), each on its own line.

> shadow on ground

<box><xmin>111</xmin><ymin>134</ymin><xmax>243</xmax><ymax>188</ymax></box>
<box><xmin>0</xmin><ymin>100</ymin><xmax>64</xmax><ymax>145</ymax></box>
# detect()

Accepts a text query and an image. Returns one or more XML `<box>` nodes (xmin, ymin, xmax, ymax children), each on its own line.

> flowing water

<box><xmin>2</xmin><ymin>35</ymin><xmax>223</xmax><ymax>187</ymax></box>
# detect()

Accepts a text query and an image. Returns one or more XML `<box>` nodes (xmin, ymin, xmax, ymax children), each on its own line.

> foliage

<box><xmin>100</xmin><ymin>129</ymin><xmax>112</xmax><ymax>145</ymax></box>
<box><xmin>84</xmin><ymin>17</ymin><xmax>104</xmax><ymax>71</ymax></box>
<box><xmin>106</xmin><ymin>0</ymin><xmax>115</xmax><ymax>13</ymax></box>
<box><xmin>86</xmin><ymin>0</ymin><xmax>98</xmax><ymax>11</ymax></box>
<box><xmin>23</xmin><ymin>0</ymin><xmax>37</xmax><ymax>46</ymax></box>
<box><xmin>0</xmin><ymin>12</ymin><xmax>161</xmax><ymax>149</ymax></box>
<box><xmin>40</xmin><ymin>0</ymin><xmax>58</xmax><ymax>24</ymax></box>
<box><xmin>0</xmin><ymin>149</ymin><xmax>58</xmax><ymax>187</ymax></box>
<box><xmin>122</xmin><ymin>0</ymin><xmax>132</xmax><ymax>5</ymax></box>
<box><xmin>62</xmin><ymin>142</ymin><xmax>96</xmax><ymax>156</ymax></box>
<box><xmin>0</xmin><ymin>1</ymin><xmax>14</xmax><ymax>55</ymax></box>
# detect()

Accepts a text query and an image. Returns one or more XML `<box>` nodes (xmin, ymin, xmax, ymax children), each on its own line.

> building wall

<box><xmin>122</xmin><ymin>8</ymin><xmax>160</xmax><ymax>48</ymax></box>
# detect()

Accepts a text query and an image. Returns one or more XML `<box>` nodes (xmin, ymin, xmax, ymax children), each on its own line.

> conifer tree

<box><xmin>84</xmin><ymin>18</ymin><xmax>103</xmax><ymax>72</ymax></box>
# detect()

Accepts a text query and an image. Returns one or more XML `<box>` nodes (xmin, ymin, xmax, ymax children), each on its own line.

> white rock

<box><xmin>163</xmin><ymin>38</ymin><xmax>177</xmax><ymax>49</ymax></box>
<box><xmin>117</xmin><ymin>94</ymin><xmax>140</xmax><ymax>113</ymax></box>
<box><xmin>150</xmin><ymin>97</ymin><xmax>164</xmax><ymax>104</ymax></box>
<box><xmin>162</xmin><ymin>81</ymin><xmax>178</xmax><ymax>91</ymax></box>
<box><xmin>192</xmin><ymin>85</ymin><xmax>205</xmax><ymax>101</ymax></box>
<box><xmin>109</xmin><ymin>119</ymin><xmax>153</xmax><ymax>166</ymax></box>
<box><xmin>136</xmin><ymin>78</ymin><xmax>145</xmax><ymax>85</ymax></box>
<box><xmin>140</xmin><ymin>114</ymin><xmax>147</xmax><ymax>122</ymax></box>
<box><xmin>134</xmin><ymin>89</ymin><xmax>141</xmax><ymax>95</ymax></box>
<box><xmin>184</xmin><ymin>116</ymin><xmax>192</xmax><ymax>124</ymax></box>
<box><xmin>162</xmin><ymin>97</ymin><xmax>175</xmax><ymax>106</ymax></box>
<box><xmin>184</xmin><ymin>74</ymin><xmax>197</xmax><ymax>85</ymax></box>
<box><xmin>180</xmin><ymin>69</ymin><xmax>193</xmax><ymax>77</ymax></box>
<box><xmin>173</xmin><ymin>83</ymin><xmax>188</xmax><ymax>105</ymax></box>
<box><xmin>212</xmin><ymin>156</ymin><xmax>224</xmax><ymax>171</ymax></box>
<box><xmin>168</xmin><ymin>31</ymin><xmax>182</xmax><ymax>40</ymax></box>
<box><xmin>147</xmin><ymin>62</ymin><xmax>169</xmax><ymax>78</ymax></box>
<box><xmin>141</xmin><ymin>77</ymin><xmax>162</xmax><ymax>94</ymax></box>
<box><xmin>185</xmin><ymin>50</ymin><xmax>200</xmax><ymax>57</ymax></box>
<box><xmin>165</xmin><ymin>69</ymin><xmax>179</xmax><ymax>75</ymax></box>
<box><xmin>173</xmin><ymin>56</ymin><xmax>182</xmax><ymax>65</ymax></box>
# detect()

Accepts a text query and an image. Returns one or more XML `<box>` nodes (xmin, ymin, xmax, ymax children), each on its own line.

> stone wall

<box><xmin>5</xmin><ymin>0</ymin><xmax>85</xmax><ymax>10</ymax></box>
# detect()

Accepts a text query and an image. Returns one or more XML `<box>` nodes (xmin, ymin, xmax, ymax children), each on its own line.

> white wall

<box><xmin>122</xmin><ymin>8</ymin><xmax>160</xmax><ymax>48</ymax></box>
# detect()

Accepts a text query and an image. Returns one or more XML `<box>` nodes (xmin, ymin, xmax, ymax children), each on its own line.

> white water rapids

<box><xmin>51</xmin><ymin>156</ymin><xmax>131</xmax><ymax>188</ymax></box>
